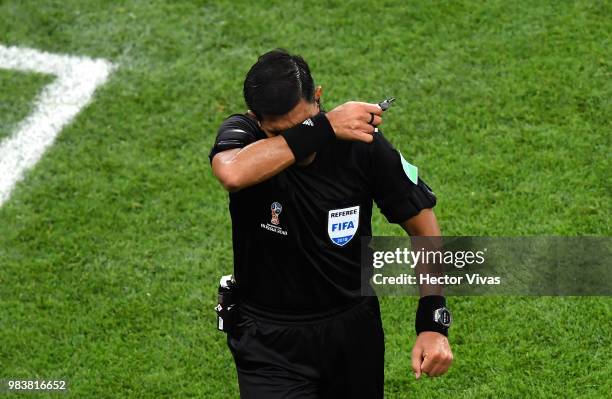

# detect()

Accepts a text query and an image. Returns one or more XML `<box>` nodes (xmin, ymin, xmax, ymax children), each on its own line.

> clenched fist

<box><xmin>411</xmin><ymin>331</ymin><xmax>453</xmax><ymax>379</ymax></box>
<box><xmin>325</xmin><ymin>101</ymin><xmax>383</xmax><ymax>143</ymax></box>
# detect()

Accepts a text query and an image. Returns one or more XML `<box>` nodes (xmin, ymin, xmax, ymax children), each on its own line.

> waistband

<box><xmin>239</xmin><ymin>296</ymin><xmax>371</xmax><ymax>325</ymax></box>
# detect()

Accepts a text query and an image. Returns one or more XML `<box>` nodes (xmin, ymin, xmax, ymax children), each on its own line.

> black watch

<box><xmin>416</xmin><ymin>296</ymin><xmax>451</xmax><ymax>336</ymax></box>
<box><xmin>434</xmin><ymin>307</ymin><xmax>452</xmax><ymax>328</ymax></box>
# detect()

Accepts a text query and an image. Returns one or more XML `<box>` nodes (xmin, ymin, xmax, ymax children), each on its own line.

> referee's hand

<box><xmin>325</xmin><ymin>101</ymin><xmax>383</xmax><ymax>143</ymax></box>
<box><xmin>411</xmin><ymin>332</ymin><xmax>453</xmax><ymax>379</ymax></box>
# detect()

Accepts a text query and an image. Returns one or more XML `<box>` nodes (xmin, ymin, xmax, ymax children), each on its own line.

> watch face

<box><xmin>434</xmin><ymin>307</ymin><xmax>452</xmax><ymax>328</ymax></box>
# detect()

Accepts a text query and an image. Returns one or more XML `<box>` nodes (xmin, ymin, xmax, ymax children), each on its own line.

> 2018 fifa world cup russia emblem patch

<box><xmin>271</xmin><ymin>202</ymin><xmax>282</xmax><ymax>225</ymax></box>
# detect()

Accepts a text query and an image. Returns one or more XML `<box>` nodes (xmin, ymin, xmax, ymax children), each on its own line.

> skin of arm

<box><xmin>211</xmin><ymin>136</ymin><xmax>295</xmax><ymax>192</ymax></box>
<box><xmin>400</xmin><ymin>209</ymin><xmax>454</xmax><ymax>379</ymax></box>
<box><xmin>211</xmin><ymin>98</ymin><xmax>383</xmax><ymax>192</ymax></box>
<box><xmin>401</xmin><ymin>209</ymin><xmax>443</xmax><ymax>297</ymax></box>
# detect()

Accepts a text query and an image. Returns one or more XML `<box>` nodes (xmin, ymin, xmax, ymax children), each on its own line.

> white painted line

<box><xmin>0</xmin><ymin>44</ymin><xmax>115</xmax><ymax>206</ymax></box>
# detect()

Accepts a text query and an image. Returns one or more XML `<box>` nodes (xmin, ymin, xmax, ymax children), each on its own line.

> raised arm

<box><xmin>211</xmin><ymin>102</ymin><xmax>383</xmax><ymax>192</ymax></box>
<box><xmin>212</xmin><ymin>136</ymin><xmax>295</xmax><ymax>192</ymax></box>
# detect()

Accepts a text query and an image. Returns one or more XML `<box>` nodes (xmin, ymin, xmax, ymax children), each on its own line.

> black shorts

<box><xmin>226</xmin><ymin>296</ymin><xmax>385</xmax><ymax>399</ymax></box>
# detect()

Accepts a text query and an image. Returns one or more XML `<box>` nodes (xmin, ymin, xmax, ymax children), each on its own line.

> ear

<box><xmin>315</xmin><ymin>85</ymin><xmax>323</xmax><ymax>102</ymax></box>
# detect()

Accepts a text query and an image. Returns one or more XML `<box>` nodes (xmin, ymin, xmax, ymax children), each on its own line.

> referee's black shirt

<box><xmin>210</xmin><ymin>114</ymin><xmax>436</xmax><ymax>315</ymax></box>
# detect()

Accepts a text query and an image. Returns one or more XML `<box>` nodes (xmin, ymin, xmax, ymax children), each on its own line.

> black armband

<box><xmin>215</xmin><ymin>128</ymin><xmax>255</xmax><ymax>152</ymax></box>
<box><xmin>415</xmin><ymin>295</ymin><xmax>450</xmax><ymax>337</ymax></box>
<box><xmin>280</xmin><ymin>112</ymin><xmax>335</xmax><ymax>161</ymax></box>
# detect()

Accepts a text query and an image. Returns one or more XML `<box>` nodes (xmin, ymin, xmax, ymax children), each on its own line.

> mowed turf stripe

<box><xmin>0</xmin><ymin>44</ymin><xmax>115</xmax><ymax>206</ymax></box>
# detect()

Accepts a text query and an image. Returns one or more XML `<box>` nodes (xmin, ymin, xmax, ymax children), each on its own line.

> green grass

<box><xmin>0</xmin><ymin>0</ymin><xmax>610</xmax><ymax>397</ymax></box>
<box><xmin>0</xmin><ymin>70</ymin><xmax>52</xmax><ymax>140</ymax></box>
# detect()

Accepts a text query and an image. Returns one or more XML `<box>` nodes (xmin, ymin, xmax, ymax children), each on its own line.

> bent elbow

<box><xmin>215</xmin><ymin>170</ymin><xmax>243</xmax><ymax>193</ymax></box>
<box><xmin>221</xmin><ymin>176</ymin><xmax>242</xmax><ymax>192</ymax></box>
<box><xmin>211</xmin><ymin>154</ymin><xmax>246</xmax><ymax>192</ymax></box>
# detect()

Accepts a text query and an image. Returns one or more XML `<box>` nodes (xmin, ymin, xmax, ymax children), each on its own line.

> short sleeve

<box><xmin>209</xmin><ymin>114</ymin><xmax>262</xmax><ymax>163</ymax></box>
<box><xmin>370</xmin><ymin>131</ymin><xmax>437</xmax><ymax>223</ymax></box>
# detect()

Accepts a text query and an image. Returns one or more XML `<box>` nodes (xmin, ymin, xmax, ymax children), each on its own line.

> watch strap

<box><xmin>416</xmin><ymin>295</ymin><xmax>449</xmax><ymax>336</ymax></box>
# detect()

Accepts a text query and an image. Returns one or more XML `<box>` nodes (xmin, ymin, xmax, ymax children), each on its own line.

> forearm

<box><xmin>212</xmin><ymin>135</ymin><xmax>295</xmax><ymax>192</ymax></box>
<box><xmin>400</xmin><ymin>209</ymin><xmax>443</xmax><ymax>297</ymax></box>
<box><xmin>413</xmin><ymin>237</ymin><xmax>444</xmax><ymax>297</ymax></box>
<box><xmin>211</xmin><ymin>101</ymin><xmax>384</xmax><ymax>192</ymax></box>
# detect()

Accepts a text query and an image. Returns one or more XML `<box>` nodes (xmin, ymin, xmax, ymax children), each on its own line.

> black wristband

<box><xmin>280</xmin><ymin>112</ymin><xmax>335</xmax><ymax>161</ymax></box>
<box><xmin>415</xmin><ymin>295</ymin><xmax>448</xmax><ymax>336</ymax></box>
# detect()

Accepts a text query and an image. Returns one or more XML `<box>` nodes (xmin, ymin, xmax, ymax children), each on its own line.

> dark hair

<box><xmin>243</xmin><ymin>49</ymin><xmax>315</xmax><ymax>120</ymax></box>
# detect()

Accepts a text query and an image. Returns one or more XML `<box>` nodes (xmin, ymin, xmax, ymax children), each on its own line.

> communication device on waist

<box><xmin>215</xmin><ymin>274</ymin><xmax>238</xmax><ymax>332</ymax></box>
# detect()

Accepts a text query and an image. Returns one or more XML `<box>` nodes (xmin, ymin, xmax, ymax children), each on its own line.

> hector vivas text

<box><xmin>371</xmin><ymin>247</ymin><xmax>501</xmax><ymax>286</ymax></box>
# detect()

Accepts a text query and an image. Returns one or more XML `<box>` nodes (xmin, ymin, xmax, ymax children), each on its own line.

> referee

<box><xmin>210</xmin><ymin>49</ymin><xmax>453</xmax><ymax>398</ymax></box>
